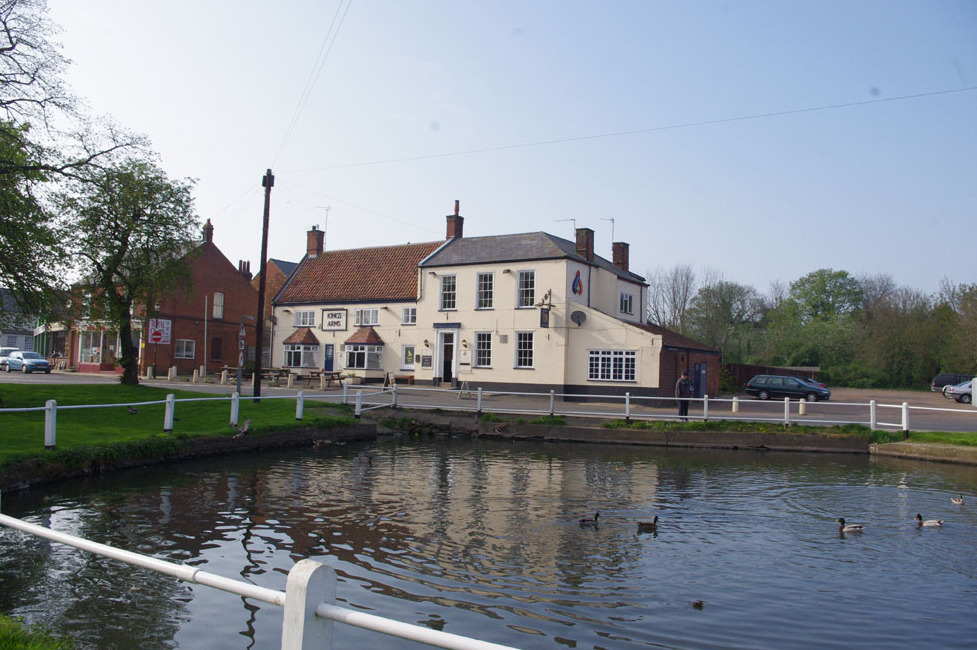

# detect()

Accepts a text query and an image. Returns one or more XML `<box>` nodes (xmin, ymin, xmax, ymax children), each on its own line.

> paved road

<box><xmin>2</xmin><ymin>371</ymin><xmax>975</xmax><ymax>433</ymax></box>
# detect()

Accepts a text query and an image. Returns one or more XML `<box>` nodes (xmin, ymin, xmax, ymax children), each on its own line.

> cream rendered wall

<box><xmin>563</xmin><ymin>308</ymin><xmax>662</xmax><ymax>389</ymax></box>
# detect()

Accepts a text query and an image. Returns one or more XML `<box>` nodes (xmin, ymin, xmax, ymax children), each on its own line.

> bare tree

<box><xmin>646</xmin><ymin>263</ymin><xmax>697</xmax><ymax>334</ymax></box>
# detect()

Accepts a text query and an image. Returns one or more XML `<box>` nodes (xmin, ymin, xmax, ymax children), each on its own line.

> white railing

<box><xmin>0</xmin><ymin>500</ymin><xmax>518</xmax><ymax>650</ymax></box>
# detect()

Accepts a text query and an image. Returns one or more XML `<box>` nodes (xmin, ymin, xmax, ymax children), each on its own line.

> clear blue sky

<box><xmin>49</xmin><ymin>0</ymin><xmax>977</xmax><ymax>295</ymax></box>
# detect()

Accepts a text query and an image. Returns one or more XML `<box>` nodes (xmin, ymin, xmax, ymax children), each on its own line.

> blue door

<box><xmin>693</xmin><ymin>362</ymin><xmax>707</xmax><ymax>398</ymax></box>
<box><xmin>323</xmin><ymin>344</ymin><xmax>334</xmax><ymax>371</ymax></box>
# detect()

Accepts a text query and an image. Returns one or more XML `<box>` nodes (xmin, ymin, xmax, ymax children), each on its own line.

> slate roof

<box><xmin>421</xmin><ymin>232</ymin><xmax>646</xmax><ymax>285</ymax></box>
<box><xmin>276</xmin><ymin>241</ymin><xmax>444</xmax><ymax>305</ymax></box>
<box><xmin>635</xmin><ymin>323</ymin><xmax>719</xmax><ymax>354</ymax></box>
<box><xmin>269</xmin><ymin>258</ymin><xmax>298</xmax><ymax>278</ymax></box>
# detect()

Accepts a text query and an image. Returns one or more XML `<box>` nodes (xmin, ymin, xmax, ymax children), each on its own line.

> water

<box><xmin>2</xmin><ymin>437</ymin><xmax>977</xmax><ymax>649</ymax></box>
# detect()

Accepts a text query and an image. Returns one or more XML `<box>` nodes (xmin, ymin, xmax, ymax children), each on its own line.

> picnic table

<box><xmin>260</xmin><ymin>368</ymin><xmax>291</xmax><ymax>383</ymax></box>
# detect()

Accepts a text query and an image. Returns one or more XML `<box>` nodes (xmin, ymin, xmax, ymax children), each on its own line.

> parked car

<box><xmin>5</xmin><ymin>350</ymin><xmax>52</xmax><ymax>374</ymax></box>
<box><xmin>931</xmin><ymin>373</ymin><xmax>974</xmax><ymax>392</ymax></box>
<box><xmin>745</xmin><ymin>374</ymin><xmax>831</xmax><ymax>402</ymax></box>
<box><xmin>0</xmin><ymin>346</ymin><xmax>19</xmax><ymax>371</ymax></box>
<box><xmin>943</xmin><ymin>380</ymin><xmax>972</xmax><ymax>404</ymax></box>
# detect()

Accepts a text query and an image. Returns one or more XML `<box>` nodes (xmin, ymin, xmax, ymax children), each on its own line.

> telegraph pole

<box><xmin>253</xmin><ymin>169</ymin><xmax>274</xmax><ymax>402</ymax></box>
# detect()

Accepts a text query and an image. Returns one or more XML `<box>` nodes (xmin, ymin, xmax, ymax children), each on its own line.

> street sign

<box><xmin>150</xmin><ymin>330</ymin><xmax>163</xmax><ymax>343</ymax></box>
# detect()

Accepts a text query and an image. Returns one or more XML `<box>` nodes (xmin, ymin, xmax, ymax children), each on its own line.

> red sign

<box><xmin>150</xmin><ymin>330</ymin><xmax>163</xmax><ymax>343</ymax></box>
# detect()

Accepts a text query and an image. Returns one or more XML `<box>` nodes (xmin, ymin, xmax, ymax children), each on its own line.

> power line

<box><xmin>288</xmin><ymin>85</ymin><xmax>977</xmax><ymax>172</ymax></box>
<box><xmin>271</xmin><ymin>0</ymin><xmax>355</xmax><ymax>166</ymax></box>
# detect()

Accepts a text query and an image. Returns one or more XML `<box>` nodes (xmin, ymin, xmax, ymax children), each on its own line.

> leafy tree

<box><xmin>56</xmin><ymin>159</ymin><xmax>199</xmax><ymax>385</ymax></box>
<box><xmin>686</xmin><ymin>277</ymin><xmax>762</xmax><ymax>361</ymax></box>
<box><xmin>789</xmin><ymin>269</ymin><xmax>863</xmax><ymax>323</ymax></box>
<box><xmin>645</xmin><ymin>263</ymin><xmax>697</xmax><ymax>334</ymax></box>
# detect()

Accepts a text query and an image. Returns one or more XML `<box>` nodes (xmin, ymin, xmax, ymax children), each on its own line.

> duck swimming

<box><xmin>951</xmin><ymin>495</ymin><xmax>964</xmax><ymax>506</ymax></box>
<box><xmin>837</xmin><ymin>518</ymin><xmax>864</xmax><ymax>533</ymax></box>
<box><xmin>637</xmin><ymin>516</ymin><xmax>659</xmax><ymax>533</ymax></box>
<box><xmin>915</xmin><ymin>513</ymin><xmax>943</xmax><ymax>527</ymax></box>
<box><xmin>578</xmin><ymin>512</ymin><xmax>600</xmax><ymax>527</ymax></box>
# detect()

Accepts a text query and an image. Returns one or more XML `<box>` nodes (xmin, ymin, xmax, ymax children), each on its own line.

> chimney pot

<box><xmin>446</xmin><ymin>203</ymin><xmax>464</xmax><ymax>239</ymax></box>
<box><xmin>203</xmin><ymin>218</ymin><xmax>214</xmax><ymax>243</ymax></box>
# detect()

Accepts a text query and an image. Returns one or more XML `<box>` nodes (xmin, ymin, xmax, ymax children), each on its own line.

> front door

<box><xmin>323</xmin><ymin>344</ymin><xmax>334</xmax><ymax>371</ymax></box>
<box><xmin>440</xmin><ymin>332</ymin><xmax>454</xmax><ymax>386</ymax></box>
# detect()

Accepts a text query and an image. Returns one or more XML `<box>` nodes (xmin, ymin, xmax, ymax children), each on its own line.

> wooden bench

<box><xmin>394</xmin><ymin>374</ymin><xmax>414</xmax><ymax>385</ymax></box>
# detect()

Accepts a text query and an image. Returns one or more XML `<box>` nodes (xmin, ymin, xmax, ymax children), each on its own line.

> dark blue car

<box><xmin>745</xmin><ymin>375</ymin><xmax>830</xmax><ymax>402</ymax></box>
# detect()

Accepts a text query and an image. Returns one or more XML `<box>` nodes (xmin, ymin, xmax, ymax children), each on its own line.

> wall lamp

<box><xmin>502</xmin><ymin>269</ymin><xmax>511</xmax><ymax>274</ymax></box>
<box><xmin>461</xmin><ymin>339</ymin><xmax>468</xmax><ymax>348</ymax></box>
<box><xmin>428</xmin><ymin>271</ymin><xmax>438</xmax><ymax>277</ymax></box>
<box><xmin>423</xmin><ymin>339</ymin><xmax>430</xmax><ymax>347</ymax></box>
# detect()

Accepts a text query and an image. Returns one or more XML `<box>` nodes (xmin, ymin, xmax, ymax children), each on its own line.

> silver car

<box><xmin>943</xmin><ymin>380</ymin><xmax>973</xmax><ymax>404</ymax></box>
<box><xmin>0</xmin><ymin>346</ymin><xmax>20</xmax><ymax>371</ymax></box>
<box><xmin>5</xmin><ymin>350</ymin><xmax>52</xmax><ymax>374</ymax></box>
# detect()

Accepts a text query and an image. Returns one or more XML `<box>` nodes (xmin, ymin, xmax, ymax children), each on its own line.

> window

<box><xmin>517</xmin><ymin>270</ymin><xmax>535</xmax><ymax>307</ymax></box>
<box><xmin>515</xmin><ymin>331</ymin><xmax>533</xmax><ymax>368</ymax></box>
<box><xmin>354</xmin><ymin>308</ymin><xmax>379</xmax><ymax>326</ymax></box>
<box><xmin>402</xmin><ymin>345</ymin><xmax>416</xmax><ymax>369</ymax></box>
<box><xmin>79</xmin><ymin>330</ymin><xmax>100</xmax><ymax>363</ymax></box>
<box><xmin>284</xmin><ymin>343</ymin><xmax>319</xmax><ymax>368</ymax></box>
<box><xmin>295</xmin><ymin>310</ymin><xmax>315</xmax><ymax>327</ymax></box>
<box><xmin>175</xmin><ymin>339</ymin><xmax>196</xmax><ymax>359</ymax></box>
<box><xmin>402</xmin><ymin>306</ymin><xmax>416</xmax><ymax>325</ymax></box>
<box><xmin>213</xmin><ymin>292</ymin><xmax>224</xmax><ymax>319</ymax></box>
<box><xmin>346</xmin><ymin>344</ymin><xmax>383</xmax><ymax>370</ymax></box>
<box><xmin>619</xmin><ymin>292</ymin><xmax>634</xmax><ymax>315</ymax></box>
<box><xmin>440</xmin><ymin>275</ymin><xmax>457</xmax><ymax>310</ymax></box>
<box><xmin>588</xmin><ymin>350</ymin><xmax>636</xmax><ymax>381</ymax></box>
<box><xmin>476</xmin><ymin>273</ymin><xmax>494</xmax><ymax>309</ymax></box>
<box><xmin>211</xmin><ymin>337</ymin><xmax>223</xmax><ymax>361</ymax></box>
<box><xmin>475</xmin><ymin>332</ymin><xmax>492</xmax><ymax>367</ymax></box>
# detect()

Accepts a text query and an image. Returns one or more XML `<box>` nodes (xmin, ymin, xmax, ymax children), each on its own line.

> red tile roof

<box><xmin>283</xmin><ymin>327</ymin><xmax>319</xmax><ymax>345</ymax></box>
<box><xmin>634</xmin><ymin>323</ymin><xmax>719</xmax><ymax>353</ymax></box>
<box><xmin>345</xmin><ymin>327</ymin><xmax>385</xmax><ymax>345</ymax></box>
<box><xmin>276</xmin><ymin>242</ymin><xmax>443</xmax><ymax>305</ymax></box>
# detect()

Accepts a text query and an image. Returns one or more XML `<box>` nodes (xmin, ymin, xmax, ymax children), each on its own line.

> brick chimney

<box><xmin>203</xmin><ymin>218</ymin><xmax>214</xmax><ymax>243</ymax></box>
<box><xmin>612</xmin><ymin>242</ymin><xmax>630</xmax><ymax>273</ymax></box>
<box><xmin>575</xmin><ymin>227</ymin><xmax>594</xmax><ymax>262</ymax></box>
<box><xmin>238</xmin><ymin>260</ymin><xmax>252</xmax><ymax>281</ymax></box>
<box><xmin>307</xmin><ymin>225</ymin><xmax>324</xmax><ymax>258</ymax></box>
<box><xmin>446</xmin><ymin>200</ymin><xmax>464</xmax><ymax>239</ymax></box>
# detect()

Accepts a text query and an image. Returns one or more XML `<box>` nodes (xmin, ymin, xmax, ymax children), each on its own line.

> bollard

<box><xmin>164</xmin><ymin>394</ymin><xmax>176</xmax><ymax>432</ymax></box>
<box><xmin>296</xmin><ymin>391</ymin><xmax>304</xmax><ymax>420</ymax></box>
<box><xmin>319</xmin><ymin>374</ymin><xmax>326</xmax><ymax>391</ymax></box>
<box><xmin>783</xmin><ymin>397</ymin><xmax>791</xmax><ymax>427</ymax></box>
<box><xmin>44</xmin><ymin>399</ymin><xmax>57</xmax><ymax>449</ymax></box>
<box><xmin>252</xmin><ymin>372</ymin><xmax>258</xmax><ymax>389</ymax></box>
<box><xmin>902</xmin><ymin>402</ymin><xmax>909</xmax><ymax>436</ymax></box>
<box><xmin>191</xmin><ymin>369</ymin><xmax>199</xmax><ymax>383</ymax></box>
<box><xmin>799</xmin><ymin>400</ymin><xmax>806</xmax><ymax>416</ymax></box>
<box><xmin>625</xmin><ymin>392</ymin><xmax>631</xmax><ymax>423</ymax></box>
<box><xmin>392</xmin><ymin>384</ymin><xmax>398</xmax><ymax>409</ymax></box>
<box><xmin>477</xmin><ymin>387</ymin><xmax>483</xmax><ymax>415</ymax></box>
<box><xmin>282</xmin><ymin>560</ymin><xmax>336</xmax><ymax>650</ymax></box>
<box><xmin>343</xmin><ymin>382</ymin><xmax>349</xmax><ymax>405</ymax></box>
<box><xmin>287</xmin><ymin>373</ymin><xmax>294</xmax><ymax>389</ymax></box>
<box><xmin>230</xmin><ymin>392</ymin><xmax>240</xmax><ymax>427</ymax></box>
<box><xmin>732</xmin><ymin>396</ymin><xmax>739</xmax><ymax>413</ymax></box>
<box><xmin>354</xmin><ymin>390</ymin><xmax>363</xmax><ymax>418</ymax></box>
<box><xmin>220</xmin><ymin>370</ymin><xmax>228</xmax><ymax>385</ymax></box>
<box><xmin>703</xmin><ymin>395</ymin><xmax>709</xmax><ymax>421</ymax></box>
<box><xmin>168</xmin><ymin>366</ymin><xmax>177</xmax><ymax>381</ymax></box>
<box><xmin>869</xmin><ymin>400</ymin><xmax>876</xmax><ymax>430</ymax></box>
<box><xmin>549</xmin><ymin>390</ymin><xmax>555</xmax><ymax>416</ymax></box>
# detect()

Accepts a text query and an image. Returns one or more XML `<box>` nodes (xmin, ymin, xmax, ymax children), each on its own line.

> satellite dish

<box><xmin>570</xmin><ymin>311</ymin><xmax>587</xmax><ymax>326</ymax></box>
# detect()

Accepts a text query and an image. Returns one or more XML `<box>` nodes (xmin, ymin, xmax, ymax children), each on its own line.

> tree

<box><xmin>646</xmin><ymin>263</ymin><xmax>697</xmax><ymax>334</ymax></box>
<box><xmin>686</xmin><ymin>277</ymin><xmax>762</xmax><ymax>360</ymax></box>
<box><xmin>56</xmin><ymin>159</ymin><xmax>199</xmax><ymax>385</ymax></box>
<box><xmin>789</xmin><ymin>269</ymin><xmax>863</xmax><ymax>323</ymax></box>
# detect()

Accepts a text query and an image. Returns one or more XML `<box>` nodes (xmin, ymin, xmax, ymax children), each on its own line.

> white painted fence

<box><xmin>0</xmin><ymin>498</ymin><xmax>518</xmax><ymax>650</ymax></box>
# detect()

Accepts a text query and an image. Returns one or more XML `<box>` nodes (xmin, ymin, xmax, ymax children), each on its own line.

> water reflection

<box><xmin>2</xmin><ymin>438</ymin><xmax>977</xmax><ymax>649</ymax></box>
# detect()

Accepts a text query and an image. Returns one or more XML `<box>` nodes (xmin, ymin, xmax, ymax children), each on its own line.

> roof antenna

<box><xmin>554</xmin><ymin>217</ymin><xmax>576</xmax><ymax>235</ymax></box>
<box><xmin>600</xmin><ymin>217</ymin><xmax>615</xmax><ymax>242</ymax></box>
<box><xmin>315</xmin><ymin>205</ymin><xmax>331</xmax><ymax>249</ymax></box>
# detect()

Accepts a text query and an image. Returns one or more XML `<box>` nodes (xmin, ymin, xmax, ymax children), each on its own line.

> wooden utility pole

<box><xmin>253</xmin><ymin>168</ymin><xmax>274</xmax><ymax>402</ymax></box>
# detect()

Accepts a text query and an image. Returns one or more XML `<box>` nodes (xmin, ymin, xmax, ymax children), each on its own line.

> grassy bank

<box><xmin>0</xmin><ymin>384</ymin><xmax>357</xmax><ymax>471</ymax></box>
<box><xmin>0</xmin><ymin>614</ymin><xmax>72</xmax><ymax>649</ymax></box>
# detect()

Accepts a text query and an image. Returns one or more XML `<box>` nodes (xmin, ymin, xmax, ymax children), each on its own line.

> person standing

<box><xmin>675</xmin><ymin>371</ymin><xmax>693</xmax><ymax>421</ymax></box>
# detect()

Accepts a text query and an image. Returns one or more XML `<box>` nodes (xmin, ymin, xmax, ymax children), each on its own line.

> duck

<box><xmin>837</xmin><ymin>518</ymin><xmax>864</xmax><ymax>533</ymax></box>
<box><xmin>951</xmin><ymin>495</ymin><xmax>964</xmax><ymax>506</ymax></box>
<box><xmin>915</xmin><ymin>513</ymin><xmax>943</xmax><ymax>527</ymax></box>
<box><xmin>637</xmin><ymin>516</ymin><xmax>659</xmax><ymax>533</ymax></box>
<box><xmin>578</xmin><ymin>512</ymin><xmax>600</xmax><ymax>527</ymax></box>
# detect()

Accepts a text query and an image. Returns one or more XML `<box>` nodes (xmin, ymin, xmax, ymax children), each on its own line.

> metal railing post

<box><xmin>44</xmin><ymin>399</ymin><xmax>57</xmax><ymax>449</ymax></box>
<box><xmin>343</xmin><ymin>382</ymin><xmax>349</xmax><ymax>405</ymax></box>
<box><xmin>230</xmin><ymin>392</ymin><xmax>240</xmax><ymax>427</ymax></box>
<box><xmin>869</xmin><ymin>400</ymin><xmax>877</xmax><ymax>430</ymax></box>
<box><xmin>783</xmin><ymin>397</ymin><xmax>791</xmax><ymax>427</ymax></box>
<box><xmin>296</xmin><ymin>391</ymin><xmax>304</xmax><ymax>421</ymax></box>
<box><xmin>703</xmin><ymin>394</ymin><xmax>709</xmax><ymax>422</ymax></box>
<box><xmin>477</xmin><ymin>387</ymin><xmax>483</xmax><ymax>415</ymax></box>
<box><xmin>282</xmin><ymin>559</ymin><xmax>335</xmax><ymax>650</ymax></box>
<box><xmin>902</xmin><ymin>402</ymin><xmax>909</xmax><ymax>436</ymax></box>
<box><xmin>549</xmin><ymin>390</ymin><xmax>555</xmax><ymax>416</ymax></box>
<box><xmin>164</xmin><ymin>394</ymin><xmax>176</xmax><ymax>432</ymax></box>
<box><xmin>625</xmin><ymin>392</ymin><xmax>631</xmax><ymax>423</ymax></box>
<box><xmin>392</xmin><ymin>384</ymin><xmax>398</xmax><ymax>409</ymax></box>
<box><xmin>354</xmin><ymin>391</ymin><xmax>363</xmax><ymax>419</ymax></box>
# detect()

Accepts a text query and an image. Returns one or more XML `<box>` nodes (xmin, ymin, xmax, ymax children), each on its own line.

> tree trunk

<box><xmin>116</xmin><ymin>300</ymin><xmax>140</xmax><ymax>386</ymax></box>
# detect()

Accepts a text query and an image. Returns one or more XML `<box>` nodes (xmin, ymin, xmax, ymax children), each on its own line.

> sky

<box><xmin>47</xmin><ymin>0</ymin><xmax>977</xmax><ymax>296</ymax></box>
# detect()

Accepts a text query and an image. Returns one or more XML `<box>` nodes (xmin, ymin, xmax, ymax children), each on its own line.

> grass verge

<box><xmin>0</xmin><ymin>614</ymin><xmax>73</xmax><ymax>649</ymax></box>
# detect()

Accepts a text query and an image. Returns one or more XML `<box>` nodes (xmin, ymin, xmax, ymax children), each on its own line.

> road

<box><xmin>1</xmin><ymin>371</ymin><xmax>975</xmax><ymax>433</ymax></box>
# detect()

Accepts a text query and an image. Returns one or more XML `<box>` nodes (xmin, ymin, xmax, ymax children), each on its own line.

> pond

<box><xmin>2</xmin><ymin>437</ymin><xmax>976</xmax><ymax>649</ymax></box>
